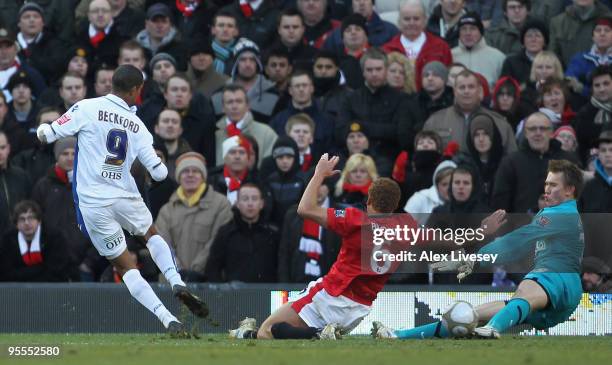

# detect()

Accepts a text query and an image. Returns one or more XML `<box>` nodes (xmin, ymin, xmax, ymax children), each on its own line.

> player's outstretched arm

<box><xmin>37</xmin><ymin>106</ymin><xmax>85</xmax><ymax>144</ymax></box>
<box><xmin>297</xmin><ymin>153</ymin><xmax>340</xmax><ymax>228</ymax></box>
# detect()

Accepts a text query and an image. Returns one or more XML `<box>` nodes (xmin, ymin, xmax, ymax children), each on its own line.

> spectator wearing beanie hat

<box><xmin>486</xmin><ymin>0</ymin><xmax>533</xmax><ymax>55</ymax></box>
<box><xmin>566</xmin><ymin>15</ymin><xmax>612</xmax><ymax>98</ymax></box>
<box><xmin>399</xmin><ymin>61</ymin><xmax>454</xmax><ymax>153</ymax></box>
<box><xmin>211</xmin><ymin>38</ymin><xmax>279</xmax><ymax>124</ymax></box>
<box><xmin>155</xmin><ymin>151</ymin><xmax>232</xmax><ymax>281</ymax></box>
<box><xmin>15</xmin><ymin>2</ymin><xmax>65</xmax><ymax>85</ymax></box>
<box><xmin>500</xmin><ymin>18</ymin><xmax>549</xmax><ymax>86</ymax></box>
<box><xmin>336</xmin><ymin>13</ymin><xmax>369</xmax><ymax>89</ymax></box>
<box><xmin>6</xmin><ymin>71</ymin><xmax>39</xmax><ymax>133</ymax></box>
<box><xmin>452</xmin><ymin>12</ymin><xmax>506</xmax><ymax>88</ymax></box>
<box><xmin>148</xmin><ymin>52</ymin><xmax>177</xmax><ymax>90</ymax></box>
<box><xmin>209</xmin><ymin>135</ymin><xmax>260</xmax><ymax>205</ymax></box>
<box><xmin>186</xmin><ymin>37</ymin><xmax>228</xmax><ymax>98</ymax></box>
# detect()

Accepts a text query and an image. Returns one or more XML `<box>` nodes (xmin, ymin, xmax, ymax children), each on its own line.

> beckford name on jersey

<box><xmin>98</xmin><ymin>110</ymin><xmax>140</xmax><ymax>133</ymax></box>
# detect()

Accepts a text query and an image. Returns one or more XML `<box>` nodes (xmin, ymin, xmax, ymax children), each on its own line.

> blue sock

<box><xmin>487</xmin><ymin>298</ymin><xmax>530</xmax><ymax>332</ymax></box>
<box><xmin>394</xmin><ymin>321</ymin><xmax>449</xmax><ymax>339</ymax></box>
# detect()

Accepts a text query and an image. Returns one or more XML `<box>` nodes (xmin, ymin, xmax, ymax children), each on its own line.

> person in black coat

<box><xmin>205</xmin><ymin>184</ymin><xmax>279</xmax><ymax>282</ymax></box>
<box><xmin>454</xmin><ymin>113</ymin><xmax>505</xmax><ymax>207</ymax></box>
<box><xmin>0</xmin><ymin>200</ymin><xmax>74</xmax><ymax>282</ymax></box>
<box><xmin>263</xmin><ymin>137</ymin><xmax>306</xmax><ymax>228</ymax></box>
<box><xmin>336</xmin><ymin>48</ymin><xmax>410</xmax><ymax>176</ymax></box>
<box><xmin>500</xmin><ymin>19</ymin><xmax>548</xmax><ymax>86</ymax></box>
<box><xmin>312</xmin><ymin>50</ymin><xmax>353</xmax><ymax>123</ymax></box>
<box><xmin>75</xmin><ymin>0</ymin><xmax>129</xmax><ymax>70</ymax></box>
<box><xmin>492</xmin><ymin>112</ymin><xmax>580</xmax><ymax>213</ymax></box>
<box><xmin>221</xmin><ymin>0</ymin><xmax>279</xmax><ymax>50</ymax></box>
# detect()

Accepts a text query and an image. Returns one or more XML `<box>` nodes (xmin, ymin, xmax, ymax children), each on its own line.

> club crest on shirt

<box><xmin>335</xmin><ymin>210</ymin><xmax>345</xmax><ymax>218</ymax></box>
<box><xmin>537</xmin><ymin>215</ymin><xmax>550</xmax><ymax>227</ymax></box>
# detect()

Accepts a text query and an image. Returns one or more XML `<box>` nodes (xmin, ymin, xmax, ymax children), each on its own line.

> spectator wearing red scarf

<box><xmin>333</xmin><ymin>153</ymin><xmax>377</xmax><ymax>210</ymax></box>
<box><xmin>0</xmin><ymin>200</ymin><xmax>74</xmax><ymax>282</ymax></box>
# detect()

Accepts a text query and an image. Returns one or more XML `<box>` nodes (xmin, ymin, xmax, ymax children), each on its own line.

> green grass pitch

<box><xmin>1</xmin><ymin>334</ymin><xmax>611</xmax><ymax>365</ymax></box>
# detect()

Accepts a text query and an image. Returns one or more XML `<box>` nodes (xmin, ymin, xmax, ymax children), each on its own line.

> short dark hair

<box><xmin>60</xmin><ymin>72</ymin><xmax>85</xmax><ymax>88</ymax></box>
<box><xmin>163</xmin><ymin>73</ymin><xmax>192</xmax><ymax>92</ymax></box>
<box><xmin>360</xmin><ymin>47</ymin><xmax>387</xmax><ymax>71</ymax></box>
<box><xmin>368</xmin><ymin>178</ymin><xmax>401</xmax><ymax>213</ymax></box>
<box><xmin>238</xmin><ymin>182</ymin><xmax>263</xmax><ymax>199</ymax></box>
<box><xmin>289</xmin><ymin>69</ymin><xmax>313</xmax><ymax>86</ymax></box>
<box><xmin>222</xmin><ymin>83</ymin><xmax>248</xmax><ymax>102</ymax></box>
<box><xmin>455</xmin><ymin>69</ymin><xmax>479</xmax><ymax>84</ymax></box>
<box><xmin>503</xmin><ymin>0</ymin><xmax>531</xmax><ymax>11</ymax></box>
<box><xmin>112</xmin><ymin>64</ymin><xmax>144</xmax><ymax>93</ymax></box>
<box><xmin>314</xmin><ymin>49</ymin><xmax>339</xmax><ymax>67</ymax></box>
<box><xmin>213</xmin><ymin>9</ymin><xmax>237</xmax><ymax>26</ymax></box>
<box><xmin>591</xmin><ymin>65</ymin><xmax>612</xmax><ymax>84</ymax></box>
<box><xmin>263</xmin><ymin>46</ymin><xmax>290</xmax><ymax>66</ymax></box>
<box><xmin>95</xmin><ymin>65</ymin><xmax>115</xmax><ymax>82</ymax></box>
<box><xmin>277</xmin><ymin>7</ymin><xmax>304</xmax><ymax>28</ymax></box>
<box><xmin>156</xmin><ymin>108</ymin><xmax>182</xmax><ymax>126</ymax></box>
<box><xmin>13</xmin><ymin>200</ymin><xmax>42</xmax><ymax>225</ymax></box>
<box><xmin>547</xmin><ymin>159</ymin><xmax>583</xmax><ymax>199</ymax></box>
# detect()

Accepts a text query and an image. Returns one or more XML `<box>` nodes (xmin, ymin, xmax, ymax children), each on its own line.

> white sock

<box><xmin>146</xmin><ymin>235</ymin><xmax>185</xmax><ymax>287</ymax></box>
<box><xmin>123</xmin><ymin>269</ymin><xmax>178</xmax><ymax>328</ymax></box>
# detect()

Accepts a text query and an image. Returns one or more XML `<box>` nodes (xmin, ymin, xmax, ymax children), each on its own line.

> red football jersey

<box><xmin>322</xmin><ymin>207</ymin><xmax>418</xmax><ymax>306</ymax></box>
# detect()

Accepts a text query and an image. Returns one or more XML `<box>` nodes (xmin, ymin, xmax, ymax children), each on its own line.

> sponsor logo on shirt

<box><xmin>57</xmin><ymin>113</ymin><xmax>71</xmax><ymax>125</ymax></box>
<box><xmin>335</xmin><ymin>210</ymin><xmax>345</xmax><ymax>218</ymax></box>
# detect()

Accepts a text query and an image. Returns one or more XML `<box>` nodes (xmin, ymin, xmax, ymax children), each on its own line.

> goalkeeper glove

<box><xmin>430</xmin><ymin>249</ymin><xmax>475</xmax><ymax>282</ymax></box>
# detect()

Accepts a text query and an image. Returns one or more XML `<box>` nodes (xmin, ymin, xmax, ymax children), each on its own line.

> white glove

<box><xmin>430</xmin><ymin>250</ymin><xmax>475</xmax><ymax>282</ymax></box>
<box><xmin>36</xmin><ymin>123</ymin><xmax>56</xmax><ymax>144</ymax></box>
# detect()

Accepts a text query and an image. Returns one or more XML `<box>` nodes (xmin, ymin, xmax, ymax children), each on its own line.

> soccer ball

<box><xmin>441</xmin><ymin>300</ymin><xmax>479</xmax><ymax>338</ymax></box>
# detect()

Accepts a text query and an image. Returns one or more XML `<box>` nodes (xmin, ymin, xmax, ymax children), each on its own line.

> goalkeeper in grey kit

<box><xmin>373</xmin><ymin>160</ymin><xmax>584</xmax><ymax>339</ymax></box>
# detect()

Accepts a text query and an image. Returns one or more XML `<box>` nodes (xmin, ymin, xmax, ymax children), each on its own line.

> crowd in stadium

<box><xmin>0</xmin><ymin>0</ymin><xmax>611</xmax><ymax>292</ymax></box>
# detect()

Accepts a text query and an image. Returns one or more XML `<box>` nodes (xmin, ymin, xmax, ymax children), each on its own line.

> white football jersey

<box><xmin>48</xmin><ymin>94</ymin><xmax>161</xmax><ymax>207</ymax></box>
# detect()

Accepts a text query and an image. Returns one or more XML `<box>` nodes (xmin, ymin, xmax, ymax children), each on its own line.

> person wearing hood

<box><xmin>211</xmin><ymin>38</ymin><xmax>279</xmax><ymax>124</ymax></box>
<box><xmin>400</xmin><ymin>131</ymin><xmax>443</xmax><ymax>206</ymax></box>
<box><xmin>205</xmin><ymin>183</ymin><xmax>279</xmax><ymax>283</ymax></box>
<box><xmin>312</xmin><ymin>50</ymin><xmax>352</xmax><ymax>123</ymax></box>
<box><xmin>426</xmin><ymin>163</ymin><xmax>492</xmax><ymax>285</ymax></box>
<box><xmin>492</xmin><ymin>112</ymin><xmax>580</xmax><ymax>213</ymax></box>
<box><xmin>501</xmin><ymin>18</ymin><xmax>549</xmax><ymax>86</ymax></box>
<box><xmin>334</xmin><ymin>153</ymin><xmax>378</xmax><ymax>210</ymax></box>
<box><xmin>553</xmin><ymin>125</ymin><xmax>579</xmax><ymax>157</ymax></box>
<box><xmin>451</xmin><ymin>12</ymin><xmax>506</xmax><ymax>88</ymax></box>
<box><xmin>263</xmin><ymin>137</ymin><xmax>307</xmax><ymax>228</ymax></box>
<box><xmin>454</xmin><ymin>113</ymin><xmax>505</xmax><ymax>206</ymax></box>
<box><xmin>404</xmin><ymin>160</ymin><xmax>456</xmax><ymax>226</ymax></box>
<box><xmin>491</xmin><ymin>76</ymin><xmax>536</xmax><ymax>130</ymax></box>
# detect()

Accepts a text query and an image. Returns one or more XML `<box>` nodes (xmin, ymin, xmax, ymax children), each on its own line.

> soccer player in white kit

<box><xmin>36</xmin><ymin>65</ymin><xmax>207</xmax><ymax>337</ymax></box>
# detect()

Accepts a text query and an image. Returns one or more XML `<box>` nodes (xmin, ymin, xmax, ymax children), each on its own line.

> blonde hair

<box><xmin>387</xmin><ymin>52</ymin><xmax>417</xmax><ymax>94</ymax></box>
<box><xmin>335</xmin><ymin>153</ymin><xmax>379</xmax><ymax>196</ymax></box>
<box><xmin>530</xmin><ymin>51</ymin><xmax>564</xmax><ymax>83</ymax></box>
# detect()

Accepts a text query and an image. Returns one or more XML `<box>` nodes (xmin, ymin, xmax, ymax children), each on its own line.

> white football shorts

<box><xmin>290</xmin><ymin>279</ymin><xmax>371</xmax><ymax>334</ymax></box>
<box><xmin>78</xmin><ymin>197</ymin><xmax>153</xmax><ymax>259</ymax></box>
